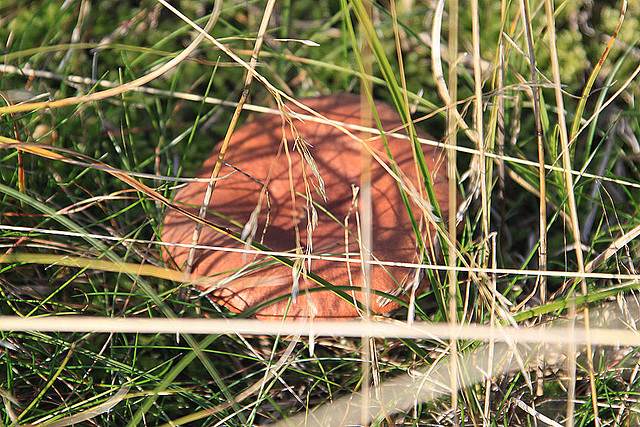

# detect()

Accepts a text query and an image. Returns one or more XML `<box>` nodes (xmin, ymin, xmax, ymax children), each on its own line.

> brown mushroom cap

<box><xmin>161</xmin><ymin>93</ymin><xmax>448</xmax><ymax>319</ymax></box>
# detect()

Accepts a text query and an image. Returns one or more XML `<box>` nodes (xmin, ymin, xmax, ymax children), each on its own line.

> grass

<box><xmin>1</xmin><ymin>0</ymin><xmax>640</xmax><ymax>425</ymax></box>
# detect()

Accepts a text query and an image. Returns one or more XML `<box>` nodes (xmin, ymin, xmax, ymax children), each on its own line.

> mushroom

<box><xmin>161</xmin><ymin>93</ymin><xmax>449</xmax><ymax>319</ymax></box>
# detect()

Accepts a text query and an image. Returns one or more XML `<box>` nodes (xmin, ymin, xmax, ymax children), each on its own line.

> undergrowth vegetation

<box><xmin>1</xmin><ymin>0</ymin><xmax>639</xmax><ymax>425</ymax></box>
